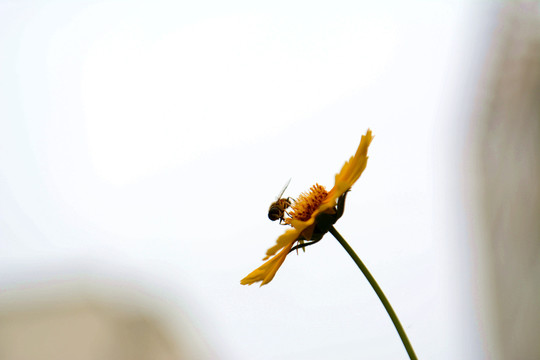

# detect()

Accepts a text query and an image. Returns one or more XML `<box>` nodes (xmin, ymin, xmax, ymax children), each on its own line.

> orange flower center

<box><xmin>288</xmin><ymin>184</ymin><xmax>328</xmax><ymax>221</ymax></box>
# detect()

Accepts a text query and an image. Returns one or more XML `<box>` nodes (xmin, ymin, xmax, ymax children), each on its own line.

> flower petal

<box><xmin>264</xmin><ymin>227</ymin><xmax>303</xmax><ymax>259</ymax></box>
<box><xmin>288</xmin><ymin>216</ymin><xmax>316</xmax><ymax>239</ymax></box>
<box><xmin>240</xmin><ymin>240</ymin><xmax>295</xmax><ymax>286</ymax></box>
<box><xmin>327</xmin><ymin>129</ymin><xmax>373</xmax><ymax>202</ymax></box>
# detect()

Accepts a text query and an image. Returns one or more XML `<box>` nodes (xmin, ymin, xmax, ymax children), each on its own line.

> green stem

<box><xmin>329</xmin><ymin>226</ymin><xmax>418</xmax><ymax>360</ymax></box>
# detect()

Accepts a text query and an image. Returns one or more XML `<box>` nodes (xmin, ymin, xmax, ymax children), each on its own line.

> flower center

<box><xmin>288</xmin><ymin>184</ymin><xmax>328</xmax><ymax>222</ymax></box>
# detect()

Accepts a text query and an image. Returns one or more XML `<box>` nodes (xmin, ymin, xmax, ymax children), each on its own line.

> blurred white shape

<box><xmin>0</xmin><ymin>280</ymin><xmax>212</xmax><ymax>360</ymax></box>
<box><xmin>468</xmin><ymin>3</ymin><xmax>540</xmax><ymax>359</ymax></box>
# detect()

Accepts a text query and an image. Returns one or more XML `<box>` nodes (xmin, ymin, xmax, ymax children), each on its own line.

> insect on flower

<box><xmin>241</xmin><ymin>129</ymin><xmax>373</xmax><ymax>286</ymax></box>
<box><xmin>268</xmin><ymin>178</ymin><xmax>293</xmax><ymax>224</ymax></box>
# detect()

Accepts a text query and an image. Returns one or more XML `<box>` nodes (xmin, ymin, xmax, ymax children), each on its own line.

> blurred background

<box><xmin>1</xmin><ymin>1</ymin><xmax>539</xmax><ymax>359</ymax></box>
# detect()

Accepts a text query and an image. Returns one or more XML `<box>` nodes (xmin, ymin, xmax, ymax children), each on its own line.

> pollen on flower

<box><xmin>288</xmin><ymin>184</ymin><xmax>328</xmax><ymax>222</ymax></box>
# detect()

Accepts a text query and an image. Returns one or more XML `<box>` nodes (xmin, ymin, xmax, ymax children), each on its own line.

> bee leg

<box><xmin>295</xmin><ymin>240</ymin><xmax>304</xmax><ymax>254</ymax></box>
<box><xmin>289</xmin><ymin>239</ymin><xmax>322</xmax><ymax>254</ymax></box>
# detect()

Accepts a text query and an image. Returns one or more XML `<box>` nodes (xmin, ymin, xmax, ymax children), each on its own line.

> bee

<box><xmin>268</xmin><ymin>179</ymin><xmax>293</xmax><ymax>224</ymax></box>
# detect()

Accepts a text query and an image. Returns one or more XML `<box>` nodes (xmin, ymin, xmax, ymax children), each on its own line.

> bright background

<box><xmin>0</xmin><ymin>1</ymin><xmax>494</xmax><ymax>359</ymax></box>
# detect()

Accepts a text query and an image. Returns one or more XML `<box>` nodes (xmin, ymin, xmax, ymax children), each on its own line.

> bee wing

<box><xmin>275</xmin><ymin>178</ymin><xmax>291</xmax><ymax>200</ymax></box>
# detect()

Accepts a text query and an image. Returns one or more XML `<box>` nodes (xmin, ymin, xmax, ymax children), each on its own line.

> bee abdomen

<box><xmin>268</xmin><ymin>207</ymin><xmax>281</xmax><ymax>221</ymax></box>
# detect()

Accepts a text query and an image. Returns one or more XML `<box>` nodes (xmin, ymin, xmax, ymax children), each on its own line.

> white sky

<box><xmin>0</xmin><ymin>1</ymin><xmax>494</xmax><ymax>359</ymax></box>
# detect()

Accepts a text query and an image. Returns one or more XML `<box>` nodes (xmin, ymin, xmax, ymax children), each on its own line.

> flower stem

<box><xmin>329</xmin><ymin>226</ymin><xmax>418</xmax><ymax>360</ymax></box>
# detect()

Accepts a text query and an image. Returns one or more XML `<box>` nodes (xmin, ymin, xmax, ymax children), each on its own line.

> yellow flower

<box><xmin>241</xmin><ymin>129</ymin><xmax>373</xmax><ymax>286</ymax></box>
